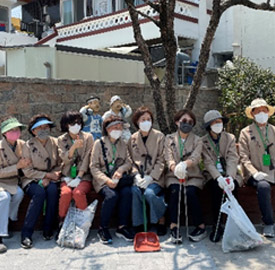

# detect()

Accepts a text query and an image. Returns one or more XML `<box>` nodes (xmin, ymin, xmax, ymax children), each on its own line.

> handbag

<box><xmin>116</xmin><ymin>173</ymin><xmax>134</xmax><ymax>189</ymax></box>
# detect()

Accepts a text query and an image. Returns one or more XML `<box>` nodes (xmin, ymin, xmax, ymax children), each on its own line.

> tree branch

<box><xmin>221</xmin><ymin>0</ymin><xmax>275</xmax><ymax>13</ymax></box>
<box><xmin>127</xmin><ymin>1</ymin><xmax>161</xmax><ymax>28</ymax></box>
<box><xmin>125</xmin><ymin>0</ymin><xmax>169</xmax><ymax>133</ymax></box>
<box><xmin>143</xmin><ymin>0</ymin><xmax>160</xmax><ymax>13</ymax></box>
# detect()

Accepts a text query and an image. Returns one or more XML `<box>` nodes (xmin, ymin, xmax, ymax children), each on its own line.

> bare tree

<box><xmin>125</xmin><ymin>0</ymin><xmax>177</xmax><ymax>134</ymax></box>
<box><xmin>126</xmin><ymin>0</ymin><xmax>275</xmax><ymax>133</ymax></box>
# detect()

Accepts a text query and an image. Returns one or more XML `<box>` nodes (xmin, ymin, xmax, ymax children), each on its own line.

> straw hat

<box><xmin>245</xmin><ymin>98</ymin><xmax>275</xmax><ymax>119</ymax></box>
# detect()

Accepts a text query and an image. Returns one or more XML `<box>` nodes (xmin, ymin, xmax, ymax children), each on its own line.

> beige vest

<box><xmin>239</xmin><ymin>122</ymin><xmax>275</xmax><ymax>183</ymax></box>
<box><xmin>164</xmin><ymin>131</ymin><xmax>205</xmax><ymax>189</ymax></box>
<box><xmin>201</xmin><ymin>131</ymin><xmax>242</xmax><ymax>186</ymax></box>
<box><xmin>90</xmin><ymin>136</ymin><xmax>132</xmax><ymax>193</ymax></box>
<box><xmin>128</xmin><ymin>128</ymin><xmax>165</xmax><ymax>187</ymax></box>
<box><xmin>0</xmin><ymin>138</ymin><xmax>25</xmax><ymax>194</ymax></box>
<box><xmin>58</xmin><ymin>131</ymin><xmax>94</xmax><ymax>181</ymax></box>
<box><xmin>22</xmin><ymin>136</ymin><xmax>61</xmax><ymax>188</ymax></box>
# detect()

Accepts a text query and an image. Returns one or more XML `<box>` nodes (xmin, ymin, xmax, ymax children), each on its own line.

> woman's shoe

<box><xmin>21</xmin><ymin>237</ymin><xmax>33</xmax><ymax>249</ymax></box>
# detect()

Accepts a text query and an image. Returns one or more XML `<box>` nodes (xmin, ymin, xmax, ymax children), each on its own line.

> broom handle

<box><xmin>140</xmin><ymin>165</ymin><xmax>147</xmax><ymax>233</ymax></box>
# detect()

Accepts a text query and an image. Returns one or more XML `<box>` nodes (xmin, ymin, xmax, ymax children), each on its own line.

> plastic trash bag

<box><xmin>57</xmin><ymin>200</ymin><xmax>98</xmax><ymax>249</ymax></box>
<box><xmin>221</xmin><ymin>189</ymin><xmax>263</xmax><ymax>253</ymax></box>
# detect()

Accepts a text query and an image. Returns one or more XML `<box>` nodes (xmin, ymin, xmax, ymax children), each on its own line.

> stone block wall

<box><xmin>0</xmin><ymin>77</ymin><xmax>220</xmax><ymax>139</ymax></box>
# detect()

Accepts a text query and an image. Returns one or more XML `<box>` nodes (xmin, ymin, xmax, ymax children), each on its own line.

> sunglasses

<box><xmin>180</xmin><ymin>118</ymin><xmax>194</xmax><ymax>126</ymax></box>
<box><xmin>70</xmin><ymin>119</ymin><xmax>82</xmax><ymax>125</ymax></box>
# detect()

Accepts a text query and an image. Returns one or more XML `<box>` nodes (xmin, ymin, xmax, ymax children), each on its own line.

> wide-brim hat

<box><xmin>203</xmin><ymin>110</ymin><xmax>228</xmax><ymax>128</ymax></box>
<box><xmin>1</xmin><ymin>118</ymin><xmax>26</xmax><ymax>134</ymax></box>
<box><xmin>245</xmin><ymin>98</ymin><xmax>275</xmax><ymax>119</ymax></box>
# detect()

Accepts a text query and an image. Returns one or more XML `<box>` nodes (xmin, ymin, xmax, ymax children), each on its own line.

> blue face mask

<box><xmin>179</xmin><ymin>122</ymin><xmax>193</xmax><ymax>134</ymax></box>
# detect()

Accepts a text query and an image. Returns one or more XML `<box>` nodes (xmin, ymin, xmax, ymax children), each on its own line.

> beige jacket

<box><xmin>22</xmin><ymin>136</ymin><xmax>61</xmax><ymax>188</ymax></box>
<box><xmin>201</xmin><ymin>132</ymin><xmax>242</xmax><ymax>186</ymax></box>
<box><xmin>90</xmin><ymin>136</ymin><xmax>132</xmax><ymax>193</ymax></box>
<box><xmin>164</xmin><ymin>131</ymin><xmax>205</xmax><ymax>189</ymax></box>
<box><xmin>239</xmin><ymin>122</ymin><xmax>275</xmax><ymax>183</ymax></box>
<box><xmin>0</xmin><ymin>138</ymin><xmax>25</xmax><ymax>194</ymax></box>
<box><xmin>58</xmin><ymin>131</ymin><xmax>94</xmax><ymax>181</ymax></box>
<box><xmin>128</xmin><ymin>128</ymin><xmax>165</xmax><ymax>187</ymax></box>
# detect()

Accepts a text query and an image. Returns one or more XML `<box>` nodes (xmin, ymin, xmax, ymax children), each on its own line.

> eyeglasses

<box><xmin>180</xmin><ymin>118</ymin><xmax>194</xmax><ymax>126</ymax></box>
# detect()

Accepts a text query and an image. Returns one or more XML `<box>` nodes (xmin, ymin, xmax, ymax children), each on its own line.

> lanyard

<box><xmin>178</xmin><ymin>135</ymin><xmax>185</xmax><ymax>159</ymax></box>
<box><xmin>207</xmin><ymin>134</ymin><xmax>220</xmax><ymax>157</ymax></box>
<box><xmin>111</xmin><ymin>143</ymin><xmax>117</xmax><ymax>163</ymax></box>
<box><xmin>255</xmin><ymin>124</ymin><xmax>269</xmax><ymax>150</ymax></box>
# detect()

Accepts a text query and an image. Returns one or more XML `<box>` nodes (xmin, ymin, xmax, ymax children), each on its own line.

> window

<box><xmin>86</xmin><ymin>0</ymin><xmax>93</xmax><ymax>17</ymax></box>
<box><xmin>62</xmin><ymin>0</ymin><xmax>73</xmax><ymax>25</ymax></box>
<box><xmin>0</xmin><ymin>6</ymin><xmax>9</xmax><ymax>32</ymax></box>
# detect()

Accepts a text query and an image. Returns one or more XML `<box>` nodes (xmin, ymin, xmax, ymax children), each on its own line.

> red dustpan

<box><xmin>134</xmin><ymin>193</ymin><xmax>160</xmax><ymax>252</ymax></box>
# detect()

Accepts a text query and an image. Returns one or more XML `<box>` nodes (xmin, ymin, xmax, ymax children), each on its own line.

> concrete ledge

<box><xmin>10</xmin><ymin>184</ymin><xmax>275</xmax><ymax>232</ymax></box>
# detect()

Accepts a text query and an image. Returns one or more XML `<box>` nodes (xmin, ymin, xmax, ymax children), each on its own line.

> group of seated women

<box><xmin>0</xmin><ymin>98</ymin><xmax>274</xmax><ymax>253</ymax></box>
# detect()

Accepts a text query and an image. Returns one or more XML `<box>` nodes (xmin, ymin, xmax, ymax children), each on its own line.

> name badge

<box><xmin>216</xmin><ymin>160</ymin><xmax>224</xmax><ymax>173</ymax></box>
<box><xmin>263</xmin><ymin>154</ymin><xmax>271</xmax><ymax>166</ymax></box>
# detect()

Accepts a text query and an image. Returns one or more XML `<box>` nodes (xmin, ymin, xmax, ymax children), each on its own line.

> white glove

<box><xmin>68</xmin><ymin>176</ymin><xmax>81</xmax><ymax>188</ymax></box>
<box><xmin>139</xmin><ymin>175</ymin><xmax>153</xmax><ymax>189</ymax></box>
<box><xmin>112</xmin><ymin>178</ymin><xmax>119</xmax><ymax>184</ymax></box>
<box><xmin>134</xmin><ymin>173</ymin><xmax>142</xmax><ymax>185</ymax></box>
<box><xmin>63</xmin><ymin>177</ymin><xmax>72</xmax><ymax>184</ymax></box>
<box><xmin>174</xmin><ymin>161</ymin><xmax>187</xmax><ymax>179</ymax></box>
<box><xmin>79</xmin><ymin>107</ymin><xmax>87</xmax><ymax>114</ymax></box>
<box><xmin>217</xmin><ymin>176</ymin><xmax>227</xmax><ymax>190</ymax></box>
<box><xmin>226</xmin><ymin>176</ymin><xmax>235</xmax><ymax>191</ymax></box>
<box><xmin>253</xmin><ymin>172</ymin><xmax>268</xmax><ymax>181</ymax></box>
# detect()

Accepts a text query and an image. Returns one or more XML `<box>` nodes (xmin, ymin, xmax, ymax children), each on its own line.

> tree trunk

<box><xmin>159</xmin><ymin>0</ymin><xmax>177</xmax><ymax>132</ymax></box>
<box><xmin>184</xmin><ymin>3</ymin><xmax>222</xmax><ymax>109</ymax></box>
<box><xmin>126</xmin><ymin>0</ymin><xmax>169</xmax><ymax>134</ymax></box>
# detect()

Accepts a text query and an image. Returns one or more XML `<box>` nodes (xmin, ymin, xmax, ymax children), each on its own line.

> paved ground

<box><xmin>1</xmin><ymin>227</ymin><xmax>274</xmax><ymax>270</ymax></box>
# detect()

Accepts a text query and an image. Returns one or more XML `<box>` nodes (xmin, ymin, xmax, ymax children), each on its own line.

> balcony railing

<box><xmin>57</xmin><ymin>1</ymin><xmax>199</xmax><ymax>41</ymax></box>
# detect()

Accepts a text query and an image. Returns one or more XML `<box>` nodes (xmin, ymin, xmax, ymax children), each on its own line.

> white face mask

<box><xmin>110</xmin><ymin>130</ymin><xmax>122</xmax><ymax>140</ymax></box>
<box><xmin>254</xmin><ymin>112</ymin><xmax>268</xmax><ymax>124</ymax></box>
<box><xmin>211</xmin><ymin>123</ymin><xmax>223</xmax><ymax>134</ymax></box>
<box><xmin>139</xmin><ymin>120</ymin><xmax>152</xmax><ymax>132</ymax></box>
<box><xmin>69</xmin><ymin>124</ymin><xmax>81</xmax><ymax>135</ymax></box>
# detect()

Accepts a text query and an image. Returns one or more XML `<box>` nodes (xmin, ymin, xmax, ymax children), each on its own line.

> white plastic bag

<box><xmin>221</xmin><ymin>189</ymin><xmax>263</xmax><ymax>253</ymax></box>
<box><xmin>57</xmin><ymin>199</ymin><xmax>98</xmax><ymax>249</ymax></box>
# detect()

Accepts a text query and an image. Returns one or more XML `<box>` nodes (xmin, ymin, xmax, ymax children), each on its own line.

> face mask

<box><xmin>139</xmin><ymin>121</ymin><xmax>152</xmax><ymax>132</ymax></box>
<box><xmin>110</xmin><ymin>130</ymin><xmax>122</xmax><ymax>140</ymax></box>
<box><xmin>69</xmin><ymin>124</ymin><xmax>81</xmax><ymax>135</ymax></box>
<box><xmin>211</xmin><ymin>123</ymin><xmax>223</xmax><ymax>134</ymax></box>
<box><xmin>37</xmin><ymin>129</ymin><xmax>50</xmax><ymax>140</ymax></box>
<box><xmin>5</xmin><ymin>130</ymin><xmax>21</xmax><ymax>141</ymax></box>
<box><xmin>179</xmin><ymin>122</ymin><xmax>193</xmax><ymax>134</ymax></box>
<box><xmin>254</xmin><ymin>112</ymin><xmax>268</xmax><ymax>124</ymax></box>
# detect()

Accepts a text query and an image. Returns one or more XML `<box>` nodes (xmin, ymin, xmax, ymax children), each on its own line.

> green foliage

<box><xmin>218</xmin><ymin>57</ymin><xmax>275</xmax><ymax>138</ymax></box>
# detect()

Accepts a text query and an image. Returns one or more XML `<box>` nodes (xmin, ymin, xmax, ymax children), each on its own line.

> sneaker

<box><xmin>0</xmin><ymin>238</ymin><xmax>7</xmax><ymax>254</ymax></box>
<box><xmin>189</xmin><ymin>227</ymin><xmax>207</xmax><ymax>242</ymax></box>
<box><xmin>115</xmin><ymin>226</ymin><xmax>134</xmax><ymax>242</ymax></box>
<box><xmin>157</xmin><ymin>224</ymin><xmax>167</xmax><ymax>236</ymax></box>
<box><xmin>97</xmin><ymin>228</ymin><xmax>112</xmax><ymax>244</ymax></box>
<box><xmin>21</xmin><ymin>237</ymin><xmax>33</xmax><ymax>249</ymax></box>
<box><xmin>170</xmin><ymin>227</ymin><xmax>182</xmax><ymax>244</ymax></box>
<box><xmin>263</xmin><ymin>225</ymin><xmax>275</xmax><ymax>238</ymax></box>
<box><xmin>43</xmin><ymin>231</ymin><xmax>53</xmax><ymax>241</ymax></box>
<box><xmin>209</xmin><ymin>226</ymin><xmax>223</xmax><ymax>243</ymax></box>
